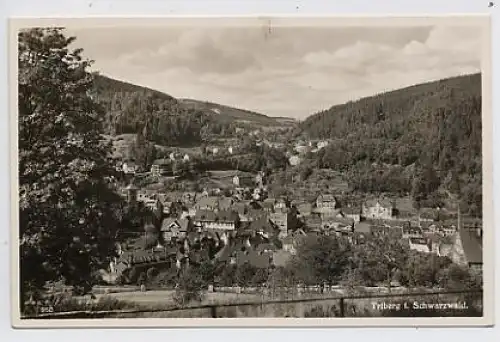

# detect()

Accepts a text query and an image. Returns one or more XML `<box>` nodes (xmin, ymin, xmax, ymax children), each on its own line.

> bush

<box><xmin>126</xmin><ymin>267</ymin><xmax>139</xmax><ymax>284</ymax></box>
<box><xmin>115</xmin><ymin>274</ymin><xmax>126</xmax><ymax>286</ymax></box>
<box><xmin>151</xmin><ymin>269</ymin><xmax>178</xmax><ymax>287</ymax></box>
<box><xmin>137</xmin><ymin>272</ymin><xmax>147</xmax><ymax>286</ymax></box>
<box><xmin>173</xmin><ymin>268</ymin><xmax>205</xmax><ymax>306</ymax></box>
<box><xmin>437</xmin><ymin>264</ymin><xmax>482</xmax><ymax>291</ymax></box>
<box><xmin>146</xmin><ymin>267</ymin><xmax>159</xmax><ymax>282</ymax></box>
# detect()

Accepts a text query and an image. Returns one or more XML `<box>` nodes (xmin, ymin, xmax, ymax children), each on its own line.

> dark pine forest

<box><xmin>297</xmin><ymin>73</ymin><xmax>482</xmax><ymax>216</ymax></box>
<box><xmin>92</xmin><ymin>74</ymin><xmax>237</xmax><ymax>146</ymax></box>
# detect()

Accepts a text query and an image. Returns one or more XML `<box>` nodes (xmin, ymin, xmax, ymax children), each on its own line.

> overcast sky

<box><xmin>66</xmin><ymin>24</ymin><xmax>482</xmax><ymax>120</ymax></box>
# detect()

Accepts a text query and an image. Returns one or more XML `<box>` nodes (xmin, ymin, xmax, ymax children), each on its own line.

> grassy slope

<box><xmin>178</xmin><ymin>99</ymin><xmax>297</xmax><ymax>127</ymax></box>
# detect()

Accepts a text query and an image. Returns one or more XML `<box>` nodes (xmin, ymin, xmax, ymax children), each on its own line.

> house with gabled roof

<box><xmin>195</xmin><ymin>209</ymin><xmax>239</xmax><ymax>231</ymax></box>
<box><xmin>160</xmin><ymin>217</ymin><xmax>189</xmax><ymax>241</ymax></box>
<box><xmin>450</xmin><ymin>226</ymin><xmax>483</xmax><ymax>270</ymax></box>
<box><xmin>316</xmin><ymin>194</ymin><xmax>338</xmax><ymax>210</ymax></box>
<box><xmin>123</xmin><ymin>183</ymin><xmax>139</xmax><ymax>204</ymax></box>
<box><xmin>362</xmin><ymin>198</ymin><xmax>395</xmax><ymax>220</ymax></box>
<box><xmin>282</xmin><ymin>229</ymin><xmax>307</xmax><ymax>255</ymax></box>
<box><xmin>243</xmin><ymin>216</ymin><xmax>279</xmax><ymax>237</ymax></box>
<box><xmin>122</xmin><ymin>161</ymin><xmax>138</xmax><ymax>175</ymax></box>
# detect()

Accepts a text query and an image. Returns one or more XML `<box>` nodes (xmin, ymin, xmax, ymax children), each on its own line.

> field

<box><xmin>32</xmin><ymin>284</ymin><xmax>482</xmax><ymax>319</ymax></box>
<box><xmin>89</xmin><ymin>286</ymin><xmax>482</xmax><ymax>318</ymax></box>
<box><xmin>97</xmin><ymin>289</ymin><xmax>262</xmax><ymax>309</ymax></box>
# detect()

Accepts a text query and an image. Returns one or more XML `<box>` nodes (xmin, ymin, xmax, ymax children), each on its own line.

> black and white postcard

<box><xmin>9</xmin><ymin>16</ymin><xmax>494</xmax><ymax>328</ymax></box>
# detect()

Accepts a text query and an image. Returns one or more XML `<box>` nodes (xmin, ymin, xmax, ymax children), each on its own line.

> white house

<box><xmin>316</xmin><ymin>194</ymin><xmax>338</xmax><ymax>210</ymax></box>
<box><xmin>409</xmin><ymin>237</ymin><xmax>431</xmax><ymax>253</ymax></box>
<box><xmin>228</xmin><ymin>146</ymin><xmax>234</xmax><ymax>154</ymax></box>
<box><xmin>122</xmin><ymin>162</ymin><xmax>137</xmax><ymax>174</ymax></box>
<box><xmin>195</xmin><ymin>210</ymin><xmax>238</xmax><ymax>231</ymax></box>
<box><xmin>183</xmin><ymin>154</ymin><xmax>190</xmax><ymax>162</ymax></box>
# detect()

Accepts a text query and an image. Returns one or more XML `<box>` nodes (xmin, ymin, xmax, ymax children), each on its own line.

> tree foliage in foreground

<box><xmin>173</xmin><ymin>267</ymin><xmax>205</xmax><ymax>306</ymax></box>
<box><xmin>18</xmin><ymin>28</ymin><xmax>124</xmax><ymax>308</ymax></box>
<box><xmin>286</xmin><ymin>234</ymin><xmax>481</xmax><ymax>291</ymax></box>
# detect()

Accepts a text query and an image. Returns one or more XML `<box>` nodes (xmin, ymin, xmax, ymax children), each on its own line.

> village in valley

<box><xmin>105</xmin><ymin>132</ymin><xmax>483</xmax><ymax>293</ymax></box>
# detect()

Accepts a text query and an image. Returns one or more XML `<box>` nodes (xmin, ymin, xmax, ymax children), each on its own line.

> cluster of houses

<box><xmin>116</xmin><ymin>151</ymin><xmax>192</xmax><ymax>176</ymax></box>
<box><xmin>117</xmin><ymin>144</ymin><xmax>246</xmax><ymax>178</ymax></box>
<box><xmin>286</xmin><ymin>139</ymin><xmax>330</xmax><ymax>166</ymax></box>
<box><xmin>116</xmin><ymin>135</ymin><xmax>328</xmax><ymax>179</ymax></box>
<box><xmin>109</xmin><ymin>181</ymin><xmax>483</xmax><ymax>284</ymax></box>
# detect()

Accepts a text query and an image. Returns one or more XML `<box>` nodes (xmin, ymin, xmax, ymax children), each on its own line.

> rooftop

<box><xmin>459</xmin><ymin>228</ymin><xmax>483</xmax><ymax>264</ymax></box>
<box><xmin>195</xmin><ymin>196</ymin><xmax>219</xmax><ymax>208</ymax></box>
<box><xmin>365</xmin><ymin>198</ymin><xmax>394</xmax><ymax>208</ymax></box>
<box><xmin>354</xmin><ymin>221</ymin><xmax>371</xmax><ymax>234</ymax></box>
<box><xmin>317</xmin><ymin>194</ymin><xmax>336</xmax><ymax>202</ymax></box>
<box><xmin>342</xmin><ymin>207</ymin><xmax>361</xmax><ymax>215</ymax></box>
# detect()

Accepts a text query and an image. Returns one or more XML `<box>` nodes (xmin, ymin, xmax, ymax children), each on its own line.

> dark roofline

<box><xmin>459</xmin><ymin>228</ymin><xmax>483</xmax><ymax>264</ymax></box>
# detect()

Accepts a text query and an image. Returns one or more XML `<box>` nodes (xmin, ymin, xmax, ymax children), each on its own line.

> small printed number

<box><xmin>40</xmin><ymin>306</ymin><xmax>54</xmax><ymax>313</ymax></box>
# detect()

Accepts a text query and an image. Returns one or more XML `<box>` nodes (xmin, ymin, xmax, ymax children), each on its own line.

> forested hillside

<box><xmin>92</xmin><ymin>74</ymin><xmax>235</xmax><ymax>146</ymax></box>
<box><xmin>92</xmin><ymin>74</ymin><xmax>294</xmax><ymax>146</ymax></box>
<box><xmin>298</xmin><ymin>73</ymin><xmax>482</xmax><ymax>216</ymax></box>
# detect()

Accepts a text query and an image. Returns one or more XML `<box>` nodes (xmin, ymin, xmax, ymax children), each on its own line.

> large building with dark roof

<box><xmin>450</xmin><ymin>227</ymin><xmax>483</xmax><ymax>270</ymax></box>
